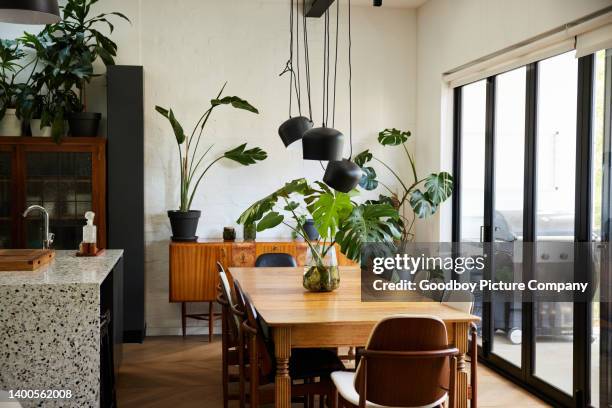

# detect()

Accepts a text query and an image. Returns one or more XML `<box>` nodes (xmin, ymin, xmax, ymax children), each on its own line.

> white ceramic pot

<box><xmin>0</xmin><ymin>109</ymin><xmax>22</xmax><ymax>136</ymax></box>
<box><xmin>30</xmin><ymin>119</ymin><xmax>52</xmax><ymax>137</ymax></box>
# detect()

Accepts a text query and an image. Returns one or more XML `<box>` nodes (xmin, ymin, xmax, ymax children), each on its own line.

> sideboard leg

<box><xmin>208</xmin><ymin>301</ymin><xmax>214</xmax><ymax>342</ymax></box>
<box><xmin>181</xmin><ymin>302</ymin><xmax>187</xmax><ymax>337</ymax></box>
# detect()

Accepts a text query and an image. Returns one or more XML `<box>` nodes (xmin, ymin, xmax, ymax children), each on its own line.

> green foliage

<box><xmin>378</xmin><ymin>128</ymin><xmax>410</xmax><ymax>146</ymax></box>
<box><xmin>0</xmin><ymin>39</ymin><xmax>26</xmax><ymax>118</ymax></box>
<box><xmin>211</xmin><ymin>96</ymin><xmax>259</xmax><ymax>114</ymax></box>
<box><xmin>336</xmin><ymin>203</ymin><xmax>401</xmax><ymax>261</ymax></box>
<box><xmin>353</xmin><ymin>128</ymin><xmax>454</xmax><ymax>240</ymax></box>
<box><xmin>224</xmin><ymin>143</ymin><xmax>267</xmax><ymax>165</ymax></box>
<box><xmin>11</xmin><ymin>0</ymin><xmax>130</xmax><ymax>142</ymax></box>
<box><xmin>237</xmin><ymin>178</ymin><xmax>400</xmax><ymax>262</ymax></box>
<box><xmin>155</xmin><ymin>86</ymin><xmax>266</xmax><ymax>211</ymax></box>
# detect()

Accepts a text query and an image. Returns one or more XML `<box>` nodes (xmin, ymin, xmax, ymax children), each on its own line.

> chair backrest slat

<box><xmin>354</xmin><ymin>315</ymin><xmax>454</xmax><ymax>407</ymax></box>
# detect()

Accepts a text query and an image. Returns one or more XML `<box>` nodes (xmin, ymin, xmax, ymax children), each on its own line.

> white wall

<box><xmin>415</xmin><ymin>0</ymin><xmax>612</xmax><ymax>242</ymax></box>
<box><xmin>0</xmin><ymin>0</ymin><xmax>414</xmax><ymax>334</ymax></box>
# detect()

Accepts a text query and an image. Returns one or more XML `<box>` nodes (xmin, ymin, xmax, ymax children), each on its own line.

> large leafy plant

<box><xmin>237</xmin><ymin>178</ymin><xmax>400</xmax><ymax>263</ymax></box>
<box><xmin>355</xmin><ymin>128</ymin><xmax>453</xmax><ymax>241</ymax></box>
<box><xmin>0</xmin><ymin>39</ymin><xmax>28</xmax><ymax>119</ymax></box>
<box><xmin>17</xmin><ymin>0</ymin><xmax>129</xmax><ymax>141</ymax></box>
<box><xmin>156</xmin><ymin>84</ymin><xmax>267</xmax><ymax>212</ymax></box>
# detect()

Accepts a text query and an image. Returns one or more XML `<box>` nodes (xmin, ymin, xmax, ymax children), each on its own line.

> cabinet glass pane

<box><xmin>24</xmin><ymin>152</ymin><xmax>93</xmax><ymax>249</ymax></box>
<box><xmin>0</xmin><ymin>151</ymin><xmax>11</xmax><ymax>248</ymax></box>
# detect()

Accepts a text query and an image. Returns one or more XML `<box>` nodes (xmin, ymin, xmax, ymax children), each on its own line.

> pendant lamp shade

<box><xmin>278</xmin><ymin>116</ymin><xmax>313</xmax><ymax>147</ymax></box>
<box><xmin>302</xmin><ymin>126</ymin><xmax>344</xmax><ymax>161</ymax></box>
<box><xmin>323</xmin><ymin>159</ymin><xmax>362</xmax><ymax>193</ymax></box>
<box><xmin>0</xmin><ymin>0</ymin><xmax>60</xmax><ymax>24</ymax></box>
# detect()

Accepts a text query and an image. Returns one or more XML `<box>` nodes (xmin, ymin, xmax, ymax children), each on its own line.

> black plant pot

<box><xmin>68</xmin><ymin>112</ymin><xmax>102</xmax><ymax>136</ymax></box>
<box><xmin>303</xmin><ymin>219</ymin><xmax>320</xmax><ymax>241</ymax></box>
<box><xmin>168</xmin><ymin>210</ymin><xmax>201</xmax><ymax>241</ymax></box>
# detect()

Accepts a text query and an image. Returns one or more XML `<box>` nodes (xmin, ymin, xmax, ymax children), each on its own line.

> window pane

<box><xmin>492</xmin><ymin>67</ymin><xmax>526</xmax><ymax>367</ymax></box>
<box><xmin>534</xmin><ymin>50</ymin><xmax>577</xmax><ymax>395</ymax></box>
<box><xmin>459</xmin><ymin>80</ymin><xmax>487</xmax><ymax>340</ymax></box>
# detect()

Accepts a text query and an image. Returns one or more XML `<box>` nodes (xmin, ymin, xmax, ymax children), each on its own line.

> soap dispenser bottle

<box><xmin>80</xmin><ymin>211</ymin><xmax>98</xmax><ymax>255</ymax></box>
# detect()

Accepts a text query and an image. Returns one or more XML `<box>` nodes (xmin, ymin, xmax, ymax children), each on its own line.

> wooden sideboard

<box><xmin>169</xmin><ymin>240</ymin><xmax>356</xmax><ymax>338</ymax></box>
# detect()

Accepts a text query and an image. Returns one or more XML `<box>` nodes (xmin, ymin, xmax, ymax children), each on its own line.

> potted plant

<box><xmin>237</xmin><ymin>178</ymin><xmax>400</xmax><ymax>292</ymax></box>
<box><xmin>17</xmin><ymin>31</ymin><xmax>84</xmax><ymax>141</ymax></box>
<box><xmin>0</xmin><ymin>39</ymin><xmax>26</xmax><ymax>136</ymax></box>
<box><xmin>354</xmin><ymin>128</ymin><xmax>454</xmax><ymax>241</ymax></box>
<box><xmin>29</xmin><ymin>0</ymin><xmax>130</xmax><ymax>138</ymax></box>
<box><xmin>156</xmin><ymin>84</ymin><xmax>267</xmax><ymax>241</ymax></box>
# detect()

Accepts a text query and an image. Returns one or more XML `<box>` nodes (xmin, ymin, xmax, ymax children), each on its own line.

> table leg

<box><xmin>454</xmin><ymin>322</ymin><xmax>470</xmax><ymax>408</ymax></box>
<box><xmin>273</xmin><ymin>326</ymin><xmax>291</xmax><ymax>408</ymax></box>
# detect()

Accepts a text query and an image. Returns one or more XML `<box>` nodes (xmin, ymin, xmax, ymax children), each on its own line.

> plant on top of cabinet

<box><xmin>354</xmin><ymin>128</ymin><xmax>454</xmax><ymax>241</ymax></box>
<box><xmin>19</xmin><ymin>0</ymin><xmax>130</xmax><ymax>140</ymax></box>
<box><xmin>156</xmin><ymin>84</ymin><xmax>267</xmax><ymax>241</ymax></box>
<box><xmin>237</xmin><ymin>178</ymin><xmax>400</xmax><ymax>292</ymax></box>
<box><xmin>0</xmin><ymin>39</ymin><xmax>27</xmax><ymax>136</ymax></box>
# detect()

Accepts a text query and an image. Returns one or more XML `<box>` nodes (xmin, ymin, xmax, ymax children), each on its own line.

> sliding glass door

<box><xmin>453</xmin><ymin>49</ymin><xmax>612</xmax><ymax>407</ymax></box>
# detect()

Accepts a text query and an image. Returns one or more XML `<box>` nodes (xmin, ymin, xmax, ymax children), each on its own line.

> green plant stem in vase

<box><xmin>243</xmin><ymin>223</ymin><xmax>256</xmax><ymax>241</ymax></box>
<box><xmin>303</xmin><ymin>244</ymin><xmax>339</xmax><ymax>292</ymax></box>
<box><xmin>237</xmin><ymin>178</ymin><xmax>400</xmax><ymax>292</ymax></box>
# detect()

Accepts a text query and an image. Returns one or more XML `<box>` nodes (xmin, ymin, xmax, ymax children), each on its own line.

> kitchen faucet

<box><xmin>22</xmin><ymin>205</ymin><xmax>54</xmax><ymax>250</ymax></box>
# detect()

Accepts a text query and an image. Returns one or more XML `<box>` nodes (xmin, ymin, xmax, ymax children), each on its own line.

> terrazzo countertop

<box><xmin>0</xmin><ymin>250</ymin><xmax>123</xmax><ymax>286</ymax></box>
<box><xmin>0</xmin><ymin>249</ymin><xmax>124</xmax><ymax>408</ymax></box>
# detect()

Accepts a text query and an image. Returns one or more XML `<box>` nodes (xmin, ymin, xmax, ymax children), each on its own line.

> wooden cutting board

<box><xmin>0</xmin><ymin>249</ymin><xmax>56</xmax><ymax>271</ymax></box>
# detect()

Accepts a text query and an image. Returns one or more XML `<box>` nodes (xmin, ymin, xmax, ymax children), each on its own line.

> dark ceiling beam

<box><xmin>305</xmin><ymin>0</ymin><xmax>336</xmax><ymax>18</ymax></box>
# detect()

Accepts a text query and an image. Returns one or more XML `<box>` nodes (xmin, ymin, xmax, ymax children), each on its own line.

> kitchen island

<box><xmin>0</xmin><ymin>250</ymin><xmax>123</xmax><ymax>408</ymax></box>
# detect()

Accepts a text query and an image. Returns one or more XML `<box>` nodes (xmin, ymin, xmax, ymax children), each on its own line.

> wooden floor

<box><xmin>117</xmin><ymin>335</ymin><xmax>551</xmax><ymax>408</ymax></box>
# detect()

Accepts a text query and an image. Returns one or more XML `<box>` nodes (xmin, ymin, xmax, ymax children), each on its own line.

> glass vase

<box><xmin>303</xmin><ymin>244</ymin><xmax>340</xmax><ymax>292</ymax></box>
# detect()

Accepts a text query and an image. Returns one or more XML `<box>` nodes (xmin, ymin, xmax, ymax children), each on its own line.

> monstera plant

<box><xmin>237</xmin><ymin>178</ymin><xmax>400</xmax><ymax>292</ymax></box>
<box><xmin>355</xmin><ymin>128</ymin><xmax>453</xmax><ymax>241</ymax></box>
<box><xmin>157</xmin><ymin>83</ymin><xmax>267</xmax><ymax>241</ymax></box>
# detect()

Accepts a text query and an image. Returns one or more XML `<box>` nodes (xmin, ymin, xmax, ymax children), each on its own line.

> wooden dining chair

<box><xmin>234</xmin><ymin>281</ymin><xmax>344</xmax><ymax>408</ymax></box>
<box><xmin>216</xmin><ymin>262</ymin><xmax>246</xmax><ymax>408</ymax></box>
<box><xmin>331</xmin><ymin>315</ymin><xmax>459</xmax><ymax>408</ymax></box>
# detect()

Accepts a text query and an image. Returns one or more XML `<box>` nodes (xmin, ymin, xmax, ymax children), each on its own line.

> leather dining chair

<box><xmin>255</xmin><ymin>252</ymin><xmax>297</xmax><ymax>267</ymax></box>
<box><xmin>234</xmin><ymin>280</ymin><xmax>344</xmax><ymax>408</ymax></box>
<box><xmin>331</xmin><ymin>315</ymin><xmax>459</xmax><ymax>408</ymax></box>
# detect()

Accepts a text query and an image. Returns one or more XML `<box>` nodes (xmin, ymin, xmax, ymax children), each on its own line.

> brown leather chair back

<box><xmin>354</xmin><ymin>315</ymin><xmax>457</xmax><ymax>407</ymax></box>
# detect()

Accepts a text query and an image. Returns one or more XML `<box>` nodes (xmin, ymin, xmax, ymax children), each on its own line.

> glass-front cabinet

<box><xmin>0</xmin><ymin>137</ymin><xmax>106</xmax><ymax>250</ymax></box>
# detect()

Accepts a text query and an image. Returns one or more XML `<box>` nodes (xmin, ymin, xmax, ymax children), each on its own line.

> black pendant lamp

<box><xmin>302</xmin><ymin>5</ymin><xmax>344</xmax><ymax>162</ymax></box>
<box><xmin>0</xmin><ymin>0</ymin><xmax>60</xmax><ymax>25</ymax></box>
<box><xmin>278</xmin><ymin>0</ymin><xmax>313</xmax><ymax>147</ymax></box>
<box><xmin>319</xmin><ymin>0</ymin><xmax>362</xmax><ymax>193</ymax></box>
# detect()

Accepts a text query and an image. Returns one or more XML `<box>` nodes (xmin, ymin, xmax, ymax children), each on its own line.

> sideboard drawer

<box><xmin>255</xmin><ymin>242</ymin><xmax>297</xmax><ymax>258</ymax></box>
<box><xmin>231</xmin><ymin>242</ymin><xmax>256</xmax><ymax>267</ymax></box>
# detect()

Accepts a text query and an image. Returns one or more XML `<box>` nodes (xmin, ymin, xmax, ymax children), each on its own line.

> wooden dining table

<box><xmin>230</xmin><ymin>265</ymin><xmax>480</xmax><ymax>408</ymax></box>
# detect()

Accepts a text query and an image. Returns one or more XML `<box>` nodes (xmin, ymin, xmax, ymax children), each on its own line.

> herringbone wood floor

<box><xmin>116</xmin><ymin>336</ymin><xmax>550</xmax><ymax>408</ymax></box>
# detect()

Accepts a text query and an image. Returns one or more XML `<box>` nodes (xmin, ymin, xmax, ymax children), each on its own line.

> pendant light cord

<box><xmin>332</xmin><ymin>0</ymin><xmax>339</xmax><ymax>128</ymax></box>
<box><xmin>303</xmin><ymin>1</ymin><xmax>313</xmax><ymax>121</ymax></box>
<box><xmin>348</xmin><ymin>0</ymin><xmax>353</xmax><ymax>159</ymax></box>
<box><xmin>280</xmin><ymin>0</ymin><xmax>302</xmax><ymax>118</ymax></box>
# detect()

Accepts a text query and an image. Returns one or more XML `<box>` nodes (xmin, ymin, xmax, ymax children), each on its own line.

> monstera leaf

<box><xmin>409</xmin><ymin>190</ymin><xmax>436</xmax><ymax>218</ymax></box>
<box><xmin>424</xmin><ymin>172</ymin><xmax>453</xmax><ymax>204</ymax></box>
<box><xmin>224</xmin><ymin>143</ymin><xmax>267</xmax><ymax>165</ymax></box>
<box><xmin>336</xmin><ymin>203</ymin><xmax>401</xmax><ymax>261</ymax></box>
<box><xmin>354</xmin><ymin>149</ymin><xmax>373</xmax><ymax>166</ymax></box>
<box><xmin>307</xmin><ymin>190</ymin><xmax>353</xmax><ymax>240</ymax></box>
<box><xmin>359</xmin><ymin>167</ymin><xmax>378</xmax><ymax>191</ymax></box>
<box><xmin>237</xmin><ymin>178</ymin><xmax>313</xmax><ymax>227</ymax></box>
<box><xmin>211</xmin><ymin>96</ymin><xmax>259</xmax><ymax>113</ymax></box>
<box><xmin>378</xmin><ymin>128</ymin><xmax>411</xmax><ymax>146</ymax></box>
